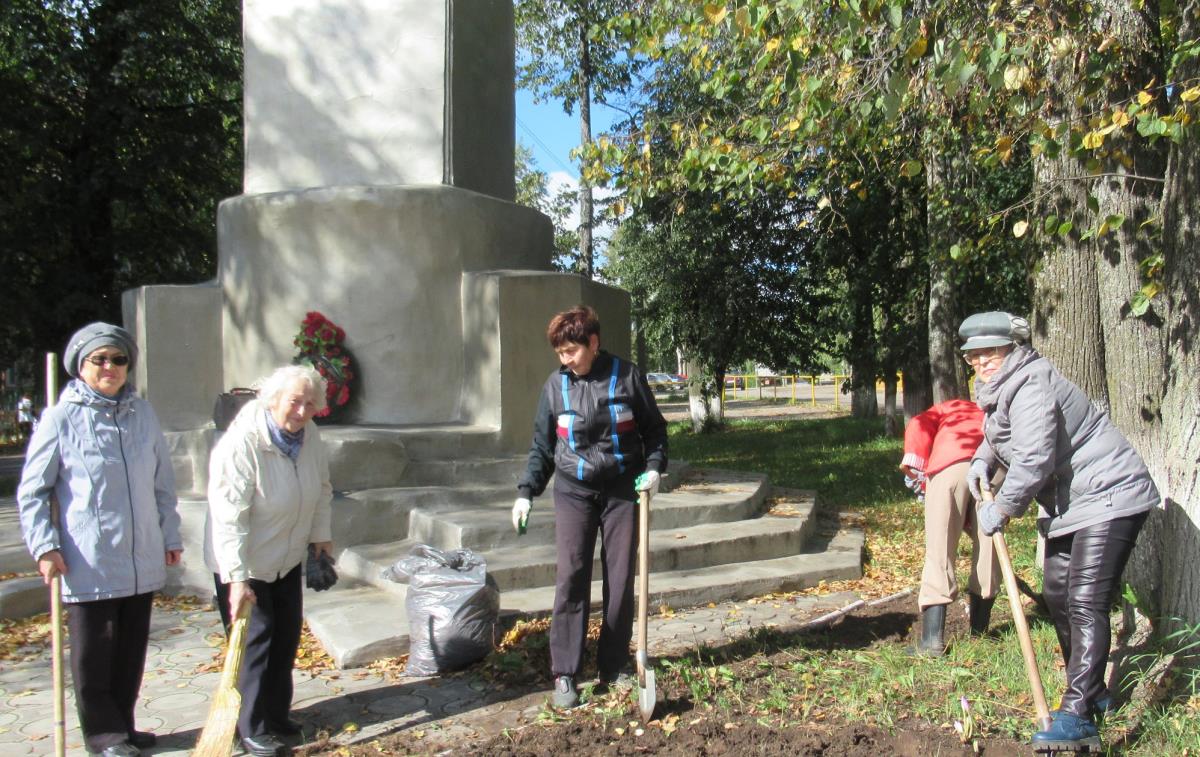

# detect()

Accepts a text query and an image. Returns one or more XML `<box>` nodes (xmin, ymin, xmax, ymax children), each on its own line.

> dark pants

<box><xmin>1042</xmin><ymin>511</ymin><xmax>1147</xmax><ymax>718</ymax></box>
<box><xmin>214</xmin><ymin>565</ymin><xmax>303</xmax><ymax>738</ymax></box>
<box><xmin>550</xmin><ymin>473</ymin><xmax>639</xmax><ymax>678</ymax></box>
<box><xmin>66</xmin><ymin>592</ymin><xmax>154</xmax><ymax>753</ymax></box>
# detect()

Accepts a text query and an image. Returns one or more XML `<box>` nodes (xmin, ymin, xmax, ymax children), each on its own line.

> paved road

<box><xmin>0</xmin><ymin>454</ymin><xmax>23</xmax><ymax>478</ymax></box>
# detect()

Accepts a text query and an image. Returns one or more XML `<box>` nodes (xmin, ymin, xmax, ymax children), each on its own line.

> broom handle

<box><xmin>46</xmin><ymin>352</ymin><xmax>65</xmax><ymax>757</ymax></box>
<box><xmin>220</xmin><ymin>602</ymin><xmax>253</xmax><ymax>690</ymax></box>
<box><xmin>985</xmin><ymin>489</ymin><xmax>1053</xmax><ymax>731</ymax></box>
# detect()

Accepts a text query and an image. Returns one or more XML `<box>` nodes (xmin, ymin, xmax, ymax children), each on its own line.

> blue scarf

<box><xmin>265</xmin><ymin>410</ymin><xmax>305</xmax><ymax>461</ymax></box>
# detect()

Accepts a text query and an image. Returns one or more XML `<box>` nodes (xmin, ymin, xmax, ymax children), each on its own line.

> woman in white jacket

<box><xmin>205</xmin><ymin>365</ymin><xmax>333</xmax><ymax>757</ymax></box>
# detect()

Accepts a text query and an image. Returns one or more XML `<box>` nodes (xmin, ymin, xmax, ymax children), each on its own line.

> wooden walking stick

<box><xmin>985</xmin><ymin>488</ymin><xmax>1053</xmax><ymax>732</ymax></box>
<box><xmin>45</xmin><ymin>352</ymin><xmax>66</xmax><ymax>757</ymax></box>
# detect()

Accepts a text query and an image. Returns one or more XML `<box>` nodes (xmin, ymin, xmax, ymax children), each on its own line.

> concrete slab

<box><xmin>0</xmin><ymin>575</ymin><xmax>46</xmax><ymax>620</ymax></box>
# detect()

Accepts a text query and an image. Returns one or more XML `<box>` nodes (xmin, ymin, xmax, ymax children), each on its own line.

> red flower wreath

<box><xmin>293</xmin><ymin>311</ymin><xmax>354</xmax><ymax>418</ymax></box>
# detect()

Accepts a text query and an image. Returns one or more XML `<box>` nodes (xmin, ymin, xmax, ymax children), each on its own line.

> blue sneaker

<box><xmin>1032</xmin><ymin>712</ymin><xmax>1101</xmax><ymax>752</ymax></box>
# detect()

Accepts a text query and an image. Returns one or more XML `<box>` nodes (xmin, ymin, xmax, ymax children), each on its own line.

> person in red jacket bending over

<box><xmin>900</xmin><ymin>399</ymin><xmax>1000</xmax><ymax>655</ymax></box>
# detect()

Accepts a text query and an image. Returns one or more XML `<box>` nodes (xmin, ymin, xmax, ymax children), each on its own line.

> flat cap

<box><xmin>959</xmin><ymin>311</ymin><xmax>1031</xmax><ymax>351</ymax></box>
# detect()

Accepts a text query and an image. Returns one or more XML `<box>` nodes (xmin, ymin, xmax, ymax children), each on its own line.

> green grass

<box><xmin>661</xmin><ymin>416</ymin><xmax>1198</xmax><ymax>753</ymax></box>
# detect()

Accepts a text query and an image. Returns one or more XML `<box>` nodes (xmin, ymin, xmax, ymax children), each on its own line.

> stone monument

<box><xmin>123</xmin><ymin>0</ymin><xmax>629</xmax><ymax>445</ymax></box>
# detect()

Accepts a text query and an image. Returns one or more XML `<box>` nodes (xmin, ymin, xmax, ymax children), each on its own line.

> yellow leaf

<box><xmin>1012</xmin><ymin>220</ymin><xmax>1029</xmax><ymax>238</ymax></box>
<box><xmin>734</xmin><ymin>6</ymin><xmax>751</xmax><ymax>33</ymax></box>
<box><xmin>765</xmin><ymin>38</ymin><xmax>781</xmax><ymax>53</ymax></box>
<box><xmin>905</xmin><ymin>37</ymin><xmax>928</xmax><ymax>62</ymax></box>
<box><xmin>817</xmin><ymin>196</ymin><xmax>831</xmax><ymax>210</ymax></box>
<box><xmin>1181</xmin><ymin>86</ymin><xmax>1200</xmax><ymax>103</ymax></box>
<box><xmin>1082</xmin><ymin>130</ymin><xmax>1105</xmax><ymax>150</ymax></box>
<box><xmin>791</xmin><ymin>36</ymin><xmax>804</xmax><ymax>51</ymax></box>
<box><xmin>1003</xmin><ymin>64</ymin><xmax>1030</xmax><ymax>91</ymax></box>
<box><xmin>996</xmin><ymin>135</ymin><xmax>1013</xmax><ymax>163</ymax></box>
<box><xmin>1137</xmin><ymin>90</ymin><xmax>1153</xmax><ymax>106</ymax></box>
<box><xmin>1111</xmin><ymin>109</ymin><xmax>1131</xmax><ymax>127</ymax></box>
<box><xmin>856</xmin><ymin>188</ymin><xmax>868</xmax><ymax>200</ymax></box>
<box><xmin>786</xmin><ymin>118</ymin><xmax>801</xmax><ymax>131</ymax></box>
<box><xmin>704</xmin><ymin>4</ymin><xmax>727</xmax><ymax>24</ymax></box>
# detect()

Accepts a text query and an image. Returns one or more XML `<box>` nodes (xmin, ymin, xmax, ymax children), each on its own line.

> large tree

<box><xmin>594</xmin><ymin>1</ymin><xmax>1199</xmax><ymax>625</ymax></box>
<box><xmin>0</xmin><ymin>0</ymin><xmax>241</xmax><ymax>376</ymax></box>
<box><xmin>514</xmin><ymin>0</ymin><xmax>641</xmax><ymax>277</ymax></box>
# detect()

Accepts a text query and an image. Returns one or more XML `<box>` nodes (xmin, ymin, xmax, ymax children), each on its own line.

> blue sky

<box><xmin>514</xmin><ymin>88</ymin><xmax>622</xmax><ymax>180</ymax></box>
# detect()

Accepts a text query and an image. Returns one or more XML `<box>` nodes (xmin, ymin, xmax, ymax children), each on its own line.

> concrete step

<box><xmin>304</xmin><ymin>517</ymin><xmax>865</xmax><ymax>668</ymax></box>
<box><xmin>168</xmin><ymin>422</ymin><xmax>505</xmax><ymax>497</ymax></box>
<box><xmin>341</xmin><ymin>493</ymin><xmax>813</xmax><ymax>595</ymax></box>
<box><xmin>338</xmin><ymin>468</ymin><xmax>769</xmax><ymax>560</ymax></box>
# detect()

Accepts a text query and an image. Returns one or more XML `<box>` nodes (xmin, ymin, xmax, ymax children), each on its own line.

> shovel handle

<box><xmin>985</xmin><ymin>490</ymin><xmax>1053</xmax><ymax>731</ymax></box>
<box><xmin>636</xmin><ymin>489</ymin><xmax>650</xmax><ymax>686</ymax></box>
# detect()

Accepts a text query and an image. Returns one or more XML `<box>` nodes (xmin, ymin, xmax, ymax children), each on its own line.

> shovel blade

<box><xmin>638</xmin><ymin>666</ymin><xmax>656</xmax><ymax>722</ymax></box>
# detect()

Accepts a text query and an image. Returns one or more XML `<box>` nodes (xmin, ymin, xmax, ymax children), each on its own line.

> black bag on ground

<box><xmin>383</xmin><ymin>545</ymin><xmax>499</xmax><ymax>676</ymax></box>
<box><xmin>213</xmin><ymin>388</ymin><xmax>257</xmax><ymax>431</ymax></box>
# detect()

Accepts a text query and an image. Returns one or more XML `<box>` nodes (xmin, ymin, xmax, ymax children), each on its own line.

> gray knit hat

<box><xmin>64</xmin><ymin>322</ymin><xmax>138</xmax><ymax>378</ymax></box>
<box><xmin>959</xmin><ymin>311</ymin><xmax>1031</xmax><ymax>351</ymax></box>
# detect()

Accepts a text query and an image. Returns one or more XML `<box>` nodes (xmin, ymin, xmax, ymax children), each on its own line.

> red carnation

<box><xmin>336</xmin><ymin>385</ymin><xmax>350</xmax><ymax>406</ymax></box>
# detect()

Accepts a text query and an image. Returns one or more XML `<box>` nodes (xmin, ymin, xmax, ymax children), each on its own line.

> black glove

<box><xmin>305</xmin><ymin>544</ymin><xmax>338</xmax><ymax>591</ymax></box>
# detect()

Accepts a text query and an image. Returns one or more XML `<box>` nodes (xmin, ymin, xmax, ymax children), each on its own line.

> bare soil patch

<box><xmin>322</xmin><ymin>600</ymin><xmax>1034</xmax><ymax>756</ymax></box>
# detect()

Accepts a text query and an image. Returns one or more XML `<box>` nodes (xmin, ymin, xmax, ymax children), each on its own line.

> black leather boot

<box><xmin>968</xmin><ymin>593</ymin><xmax>996</xmax><ymax>635</ymax></box>
<box><xmin>917</xmin><ymin>604</ymin><xmax>946</xmax><ymax>656</ymax></box>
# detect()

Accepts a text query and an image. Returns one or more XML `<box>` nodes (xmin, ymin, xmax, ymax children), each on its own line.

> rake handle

<box><xmin>985</xmin><ymin>490</ymin><xmax>1053</xmax><ymax>732</ymax></box>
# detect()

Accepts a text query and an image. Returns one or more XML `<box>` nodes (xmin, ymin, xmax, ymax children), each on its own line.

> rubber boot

<box><xmin>916</xmin><ymin>604</ymin><xmax>946</xmax><ymax>656</ymax></box>
<box><xmin>968</xmin><ymin>593</ymin><xmax>996</xmax><ymax>635</ymax></box>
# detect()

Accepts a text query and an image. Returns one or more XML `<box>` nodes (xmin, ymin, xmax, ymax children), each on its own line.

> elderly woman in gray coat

<box><xmin>18</xmin><ymin>322</ymin><xmax>182</xmax><ymax>757</ymax></box>
<box><xmin>961</xmin><ymin>311</ymin><xmax>1158</xmax><ymax>752</ymax></box>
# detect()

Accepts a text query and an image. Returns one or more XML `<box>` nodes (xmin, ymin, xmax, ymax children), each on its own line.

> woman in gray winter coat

<box><xmin>961</xmin><ymin>311</ymin><xmax>1158</xmax><ymax>752</ymax></box>
<box><xmin>18</xmin><ymin>322</ymin><xmax>182</xmax><ymax>757</ymax></box>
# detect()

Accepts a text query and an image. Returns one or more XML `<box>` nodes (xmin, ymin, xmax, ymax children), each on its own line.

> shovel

<box><xmin>985</xmin><ymin>488</ymin><xmax>1053</xmax><ymax>732</ymax></box>
<box><xmin>635</xmin><ymin>489</ymin><xmax>657</xmax><ymax>722</ymax></box>
<box><xmin>194</xmin><ymin>600</ymin><xmax>253</xmax><ymax>756</ymax></box>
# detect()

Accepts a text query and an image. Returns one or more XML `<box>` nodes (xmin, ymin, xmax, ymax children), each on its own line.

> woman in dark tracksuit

<box><xmin>961</xmin><ymin>312</ymin><xmax>1159</xmax><ymax>752</ymax></box>
<box><xmin>512</xmin><ymin>306</ymin><xmax>668</xmax><ymax>709</ymax></box>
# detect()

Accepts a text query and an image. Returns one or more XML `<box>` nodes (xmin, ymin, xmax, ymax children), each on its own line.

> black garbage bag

<box><xmin>383</xmin><ymin>545</ymin><xmax>499</xmax><ymax>676</ymax></box>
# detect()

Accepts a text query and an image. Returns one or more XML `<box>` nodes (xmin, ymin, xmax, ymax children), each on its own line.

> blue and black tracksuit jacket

<box><xmin>518</xmin><ymin>351</ymin><xmax>668</xmax><ymax>498</ymax></box>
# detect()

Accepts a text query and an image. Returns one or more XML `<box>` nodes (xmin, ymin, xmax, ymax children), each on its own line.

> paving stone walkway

<box><xmin>0</xmin><ymin>586</ymin><xmax>861</xmax><ymax>755</ymax></box>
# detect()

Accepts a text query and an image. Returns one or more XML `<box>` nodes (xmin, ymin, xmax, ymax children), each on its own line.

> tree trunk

<box><xmin>577</xmin><ymin>10</ymin><xmax>594</xmax><ymax>279</ymax></box>
<box><xmin>1089</xmin><ymin>2</ymin><xmax>1167</xmax><ymax>458</ymax></box>
<box><xmin>1029</xmin><ymin>13</ymin><xmax>1109</xmax><ymax>408</ymax></box>
<box><xmin>1124</xmin><ymin>0</ymin><xmax>1200</xmax><ymax>630</ymax></box>
<box><xmin>684</xmin><ymin>358</ymin><xmax>722</xmax><ymax>432</ymax></box>
<box><xmin>925</xmin><ymin>143</ymin><xmax>970</xmax><ymax>402</ymax></box>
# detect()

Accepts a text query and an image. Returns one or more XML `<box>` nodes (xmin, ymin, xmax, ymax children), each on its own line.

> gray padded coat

<box><xmin>973</xmin><ymin>345</ymin><xmax>1159</xmax><ymax>538</ymax></box>
<box><xmin>17</xmin><ymin>380</ymin><xmax>182</xmax><ymax>602</ymax></box>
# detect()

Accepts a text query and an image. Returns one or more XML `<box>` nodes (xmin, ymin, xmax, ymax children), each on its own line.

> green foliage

<box><xmin>606</xmin><ymin>184</ymin><xmax>835</xmax><ymax>391</ymax></box>
<box><xmin>0</xmin><ymin>0</ymin><xmax>241</xmax><ymax>371</ymax></box>
<box><xmin>591</xmin><ymin>0</ymin><xmax>1197</xmax><ymax>317</ymax></box>
<box><xmin>515</xmin><ymin>143</ymin><xmax>581</xmax><ymax>269</ymax></box>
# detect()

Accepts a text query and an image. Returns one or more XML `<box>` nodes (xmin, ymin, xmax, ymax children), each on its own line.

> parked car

<box><xmin>647</xmin><ymin>373</ymin><xmax>680</xmax><ymax>393</ymax></box>
<box><xmin>723</xmin><ymin>374</ymin><xmax>745</xmax><ymax>390</ymax></box>
<box><xmin>667</xmin><ymin>374</ymin><xmax>688</xmax><ymax>390</ymax></box>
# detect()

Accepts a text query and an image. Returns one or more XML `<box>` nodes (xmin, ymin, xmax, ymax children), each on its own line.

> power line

<box><xmin>516</xmin><ymin>115</ymin><xmax>578</xmax><ymax>178</ymax></box>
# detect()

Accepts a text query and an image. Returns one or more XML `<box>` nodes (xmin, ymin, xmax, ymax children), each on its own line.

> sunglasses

<box><xmin>83</xmin><ymin>354</ymin><xmax>130</xmax><ymax>368</ymax></box>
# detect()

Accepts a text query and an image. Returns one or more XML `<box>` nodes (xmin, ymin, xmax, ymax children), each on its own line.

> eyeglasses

<box><xmin>963</xmin><ymin>347</ymin><xmax>1008</xmax><ymax>365</ymax></box>
<box><xmin>83</xmin><ymin>354</ymin><xmax>130</xmax><ymax>368</ymax></box>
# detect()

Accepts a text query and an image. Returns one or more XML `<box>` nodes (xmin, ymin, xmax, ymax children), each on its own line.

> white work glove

<box><xmin>635</xmin><ymin>470</ymin><xmax>661</xmax><ymax>500</ymax></box>
<box><xmin>512</xmin><ymin>497</ymin><xmax>532</xmax><ymax>534</ymax></box>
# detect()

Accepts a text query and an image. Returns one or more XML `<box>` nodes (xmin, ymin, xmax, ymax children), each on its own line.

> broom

<box><xmin>193</xmin><ymin>600</ymin><xmax>252</xmax><ymax>756</ymax></box>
